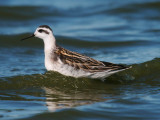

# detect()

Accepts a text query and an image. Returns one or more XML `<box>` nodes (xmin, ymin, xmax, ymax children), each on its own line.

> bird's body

<box><xmin>22</xmin><ymin>25</ymin><xmax>130</xmax><ymax>79</ymax></box>
<box><xmin>44</xmin><ymin>46</ymin><xmax>127</xmax><ymax>79</ymax></box>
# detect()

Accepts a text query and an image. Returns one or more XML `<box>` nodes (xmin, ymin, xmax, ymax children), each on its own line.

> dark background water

<box><xmin>0</xmin><ymin>0</ymin><xmax>160</xmax><ymax>120</ymax></box>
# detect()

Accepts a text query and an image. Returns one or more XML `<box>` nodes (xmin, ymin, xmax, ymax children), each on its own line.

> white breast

<box><xmin>45</xmin><ymin>53</ymin><xmax>92</xmax><ymax>78</ymax></box>
<box><xmin>45</xmin><ymin>55</ymin><xmax>56</xmax><ymax>71</ymax></box>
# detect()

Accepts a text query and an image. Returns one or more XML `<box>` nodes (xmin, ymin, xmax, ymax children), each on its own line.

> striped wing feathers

<box><xmin>55</xmin><ymin>47</ymin><xmax>127</xmax><ymax>72</ymax></box>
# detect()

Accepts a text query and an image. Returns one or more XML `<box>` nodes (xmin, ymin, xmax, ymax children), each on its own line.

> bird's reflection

<box><xmin>37</xmin><ymin>71</ymin><xmax>128</xmax><ymax>112</ymax></box>
<box><xmin>43</xmin><ymin>87</ymin><xmax>109</xmax><ymax>112</ymax></box>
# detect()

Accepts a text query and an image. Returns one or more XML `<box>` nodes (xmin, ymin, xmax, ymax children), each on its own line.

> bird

<box><xmin>21</xmin><ymin>25</ymin><xmax>130</xmax><ymax>80</ymax></box>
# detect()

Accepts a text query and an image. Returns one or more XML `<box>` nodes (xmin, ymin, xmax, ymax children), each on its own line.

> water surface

<box><xmin>0</xmin><ymin>0</ymin><xmax>160</xmax><ymax>120</ymax></box>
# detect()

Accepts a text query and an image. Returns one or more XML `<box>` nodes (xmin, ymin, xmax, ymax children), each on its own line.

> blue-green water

<box><xmin>0</xmin><ymin>0</ymin><xmax>160</xmax><ymax>120</ymax></box>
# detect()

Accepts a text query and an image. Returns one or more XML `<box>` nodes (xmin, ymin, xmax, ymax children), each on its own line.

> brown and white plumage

<box><xmin>54</xmin><ymin>46</ymin><xmax>127</xmax><ymax>73</ymax></box>
<box><xmin>21</xmin><ymin>25</ymin><xmax>130</xmax><ymax>80</ymax></box>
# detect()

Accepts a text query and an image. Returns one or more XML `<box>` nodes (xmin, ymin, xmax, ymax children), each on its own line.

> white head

<box><xmin>21</xmin><ymin>25</ymin><xmax>56</xmax><ymax>50</ymax></box>
<box><xmin>21</xmin><ymin>25</ymin><xmax>54</xmax><ymax>41</ymax></box>
<box><xmin>34</xmin><ymin>25</ymin><xmax>53</xmax><ymax>40</ymax></box>
<box><xmin>21</xmin><ymin>25</ymin><xmax>56</xmax><ymax>51</ymax></box>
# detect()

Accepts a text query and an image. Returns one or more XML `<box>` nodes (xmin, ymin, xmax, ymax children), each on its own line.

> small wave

<box><xmin>0</xmin><ymin>1</ymin><xmax>160</xmax><ymax>22</ymax></box>
<box><xmin>0</xmin><ymin>34</ymin><xmax>43</xmax><ymax>47</ymax></box>
<box><xmin>0</xmin><ymin>34</ymin><xmax>157</xmax><ymax>48</ymax></box>
<box><xmin>108</xmin><ymin>58</ymin><xmax>160</xmax><ymax>84</ymax></box>
<box><xmin>0</xmin><ymin>6</ymin><xmax>66</xmax><ymax>21</ymax></box>
<box><xmin>0</xmin><ymin>58</ymin><xmax>160</xmax><ymax>90</ymax></box>
<box><xmin>97</xmin><ymin>1</ymin><xmax>160</xmax><ymax>16</ymax></box>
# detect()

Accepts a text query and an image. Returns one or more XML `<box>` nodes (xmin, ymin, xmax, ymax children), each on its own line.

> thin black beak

<box><xmin>21</xmin><ymin>34</ymin><xmax>35</xmax><ymax>41</ymax></box>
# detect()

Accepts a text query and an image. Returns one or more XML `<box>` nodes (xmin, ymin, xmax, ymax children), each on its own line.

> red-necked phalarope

<box><xmin>21</xmin><ymin>25</ymin><xmax>130</xmax><ymax>80</ymax></box>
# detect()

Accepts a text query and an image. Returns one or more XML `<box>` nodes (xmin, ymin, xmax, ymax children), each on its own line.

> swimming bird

<box><xmin>21</xmin><ymin>25</ymin><xmax>130</xmax><ymax>80</ymax></box>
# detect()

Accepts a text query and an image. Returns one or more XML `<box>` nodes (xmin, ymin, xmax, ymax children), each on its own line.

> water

<box><xmin>0</xmin><ymin>0</ymin><xmax>160</xmax><ymax>119</ymax></box>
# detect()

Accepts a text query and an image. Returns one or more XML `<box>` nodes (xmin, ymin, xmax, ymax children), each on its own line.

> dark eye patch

<box><xmin>38</xmin><ymin>29</ymin><xmax>49</xmax><ymax>34</ymax></box>
<box><xmin>38</xmin><ymin>29</ymin><xmax>43</xmax><ymax>33</ymax></box>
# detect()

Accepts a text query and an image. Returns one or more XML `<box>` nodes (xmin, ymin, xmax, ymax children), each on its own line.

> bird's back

<box><xmin>53</xmin><ymin>47</ymin><xmax>129</xmax><ymax>75</ymax></box>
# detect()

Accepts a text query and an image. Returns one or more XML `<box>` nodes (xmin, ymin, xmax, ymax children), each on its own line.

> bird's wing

<box><xmin>54</xmin><ymin>47</ymin><xmax>128</xmax><ymax>73</ymax></box>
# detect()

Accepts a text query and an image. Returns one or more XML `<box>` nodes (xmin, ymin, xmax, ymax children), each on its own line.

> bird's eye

<box><xmin>38</xmin><ymin>29</ymin><xmax>43</xmax><ymax>33</ymax></box>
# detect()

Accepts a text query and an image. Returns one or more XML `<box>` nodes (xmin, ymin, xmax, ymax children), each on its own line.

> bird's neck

<box><xmin>43</xmin><ymin>35</ymin><xmax>57</xmax><ymax>70</ymax></box>
<box><xmin>43</xmin><ymin>35</ymin><xmax>56</xmax><ymax>54</ymax></box>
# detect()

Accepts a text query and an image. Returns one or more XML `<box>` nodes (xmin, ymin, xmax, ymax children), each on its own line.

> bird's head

<box><xmin>21</xmin><ymin>25</ymin><xmax>53</xmax><ymax>41</ymax></box>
